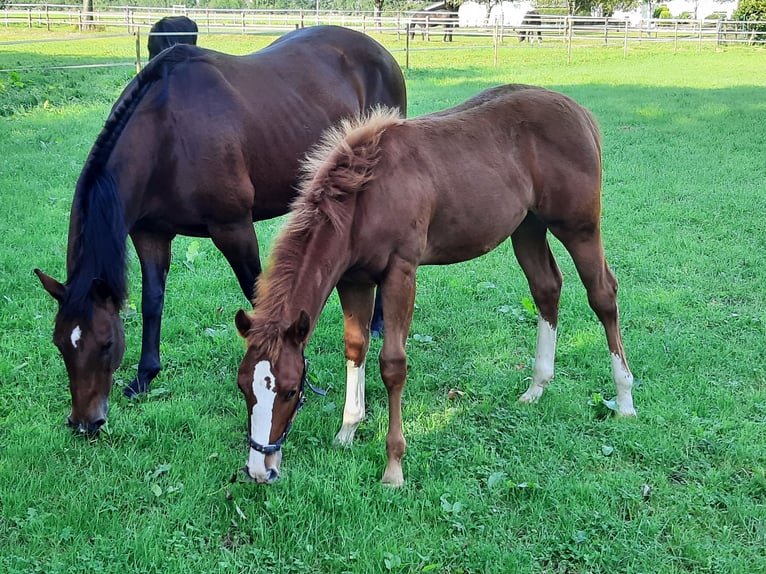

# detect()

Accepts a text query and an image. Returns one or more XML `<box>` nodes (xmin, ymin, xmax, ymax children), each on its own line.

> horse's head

<box><xmin>35</xmin><ymin>269</ymin><xmax>125</xmax><ymax>435</ymax></box>
<box><xmin>234</xmin><ymin>309</ymin><xmax>310</xmax><ymax>484</ymax></box>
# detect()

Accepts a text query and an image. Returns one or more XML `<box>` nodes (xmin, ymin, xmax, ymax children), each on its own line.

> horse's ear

<box><xmin>34</xmin><ymin>269</ymin><xmax>66</xmax><ymax>303</ymax></box>
<box><xmin>235</xmin><ymin>309</ymin><xmax>252</xmax><ymax>338</ymax></box>
<box><xmin>287</xmin><ymin>310</ymin><xmax>310</xmax><ymax>345</ymax></box>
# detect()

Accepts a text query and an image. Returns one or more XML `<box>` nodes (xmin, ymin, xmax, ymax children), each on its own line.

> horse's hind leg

<box><xmin>127</xmin><ymin>231</ymin><xmax>173</xmax><ymax>397</ymax></box>
<box><xmin>335</xmin><ymin>279</ymin><xmax>376</xmax><ymax>446</ymax></box>
<box><xmin>209</xmin><ymin>221</ymin><xmax>262</xmax><ymax>302</ymax></box>
<box><xmin>511</xmin><ymin>214</ymin><xmax>563</xmax><ymax>405</ymax></box>
<box><xmin>555</xmin><ymin>227</ymin><xmax>636</xmax><ymax>416</ymax></box>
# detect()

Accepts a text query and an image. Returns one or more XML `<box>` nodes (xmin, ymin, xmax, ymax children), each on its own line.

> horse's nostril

<box><xmin>266</xmin><ymin>468</ymin><xmax>279</xmax><ymax>483</ymax></box>
<box><xmin>66</xmin><ymin>417</ymin><xmax>104</xmax><ymax>436</ymax></box>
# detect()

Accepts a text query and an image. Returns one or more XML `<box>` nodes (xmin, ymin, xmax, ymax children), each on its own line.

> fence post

<box><xmin>493</xmin><ymin>23</ymin><xmax>499</xmax><ymax>67</ymax></box>
<box><xmin>603</xmin><ymin>17</ymin><xmax>608</xmax><ymax>45</ymax></box>
<box><xmin>716</xmin><ymin>19</ymin><xmax>722</xmax><ymax>49</ymax></box>
<box><xmin>697</xmin><ymin>19</ymin><xmax>703</xmax><ymax>51</ymax></box>
<box><xmin>135</xmin><ymin>30</ymin><xmax>141</xmax><ymax>74</ymax></box>
<box><xmin>674</xmin><ymin>21</ymin><xmax>679</xmax><ymax>52</ymax></box>
<box><xmin>623</xmin><ymin>19</ymin><xmax>628</xmax><ymax>57</ymax></box>
<box><xmin>405</xmin><ymin>21</ymin><xmax>410</xmax><ymax>69</ymax></box>
<box><xmin>27</xmin><ymin>7</ymin><xmax>32</xmax><ymax>28</ymax></box>
<box><xmin>566</xmin><ymin>16</ymin><xmax>573</xmax><ymax>64</ymax></box>
<box><xmin>45</xmin><ymin>4</ymin><xmax>50</xmax><ymax>31</ymax></box>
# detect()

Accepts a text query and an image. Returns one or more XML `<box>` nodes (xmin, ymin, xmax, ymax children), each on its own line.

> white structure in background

<box><xmin>487</xmin><ymin>1</ymin><xmax>536</xmax><ymax>26</ymax></box>
<box><xmin>664</xmin><ymin>0</ymin><xmax>737</xmax><ymax>18</ymax></box>
<box><xmin>458</xmin><ymin>1</ymin><xmax>488</xmax><ymax>27</ymax></box>
<box><xmin>611</xmin><ymin>9</ymin><xmax>645</xmax><ymax>25</ymax></box>
<box><xmin>602</xmin><ymin>0</ymin><xmax>736</xmax><ymax>23</ymax></box>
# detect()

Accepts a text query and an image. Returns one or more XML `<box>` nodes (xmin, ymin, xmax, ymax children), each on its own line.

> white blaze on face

<box><xmin>70</xmin><ymin>325</ymin><xmax>82</xmax><ymax>349</ymax></box>
<box><xmin>247</xmin><ymin>360</ymin><xmax>278</xmax><ymax>475</ymax></box>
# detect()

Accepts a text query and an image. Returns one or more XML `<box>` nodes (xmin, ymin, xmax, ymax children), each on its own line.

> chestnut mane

<box><xmin>245</xmin><ymin>107</ymin><xmax>403</xmax><ymax>359</ymax></box>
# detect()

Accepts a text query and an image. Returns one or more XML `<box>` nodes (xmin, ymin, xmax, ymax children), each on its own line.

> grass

<box><xmin>1</xmin><ymin>27</ymin><xmax>765</xmax><ymax>573</ymax></box>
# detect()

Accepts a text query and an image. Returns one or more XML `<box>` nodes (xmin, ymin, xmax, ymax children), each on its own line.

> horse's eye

<box><xmin>285</xmin><ymin>390</ymin><xmax>297</xmax><ymax>401</ymax></box>
<box><xmin>101</xmin><ymin>341</ymin><xmax>114</xmax><ymax>356</ymax></box>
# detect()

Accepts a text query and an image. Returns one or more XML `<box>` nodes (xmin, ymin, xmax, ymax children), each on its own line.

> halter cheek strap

<box><xmin>247</xmin><ymin>359</ymin><xmax>309</xmax><ymax>456</ymax></box>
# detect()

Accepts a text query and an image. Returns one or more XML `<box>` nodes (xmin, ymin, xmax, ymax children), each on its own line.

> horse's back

<box><xmin>108</xmin><ymin>26</ymin><xmax>406</xmax><ymax>229</ymax></box>
<box><xmin>356</xmin><ymin>85</ymin><xmax>603</xmax><ymax>265</ymax></box>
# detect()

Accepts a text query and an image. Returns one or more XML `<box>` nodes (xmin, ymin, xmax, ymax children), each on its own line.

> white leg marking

<box><xmin>70</xmin><ymin>325</ymin><xmax>82</xmax><ymax>349</ymax></box>
<box><xmin>335</xmin><ymin>360</ymin><xmax>366</xmax><ymax>446</ymax></box>
<box><xmin>246</xmin><ymin>360</ymin><xmax>277</xmax><ymax>480</ymax></box>
<box><xmin>519</xmin><ymin>317</ymin><xmax>557</xmax><ymax>404</ymax></box>
<box><xmin>611</xmin><ymin>353</ymin><xmax>637</xmax><ymax>416</ymax></box>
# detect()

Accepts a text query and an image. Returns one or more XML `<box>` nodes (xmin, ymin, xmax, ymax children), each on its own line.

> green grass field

<box><xmin>1</xmin><ymin>27</ymin><xmax>765</xmax><ymax>573</ymax></box>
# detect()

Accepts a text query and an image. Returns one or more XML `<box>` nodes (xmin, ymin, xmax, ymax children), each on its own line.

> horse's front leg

<box><xmin>335</xmin><ymin>279</ymin><xmax>375</xmax><ymax>446</ymax></box>
<box><xmin>209</xmin><ymin>220</ymin><xmax>262</xmax><ymax>302</ymax></box>
<box><xmin>125</xmin><ymin>231</ymin><xmax>172</xmax><ymax>397</ymax></box>
<box><xmin>377</xmin><ymin>259</ymin><xmax>417</xmax><ymax>486</ymax></box>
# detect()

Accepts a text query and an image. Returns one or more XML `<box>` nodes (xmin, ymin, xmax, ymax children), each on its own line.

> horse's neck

<box><xmin>261</xmin><ymin>219</ymin><xmax>351</xmax><ymax>334</ymax></box>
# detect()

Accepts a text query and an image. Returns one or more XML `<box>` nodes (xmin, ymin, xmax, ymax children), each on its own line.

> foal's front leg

<box><xmin>377</xmin><ymin>260</ymin><xmax>417</xmax><ymax>486</ymax></box>
<box><xmin>335</xmin><ymin>280</ymin><xmax>375</xmax><ymax>446</ymax></box>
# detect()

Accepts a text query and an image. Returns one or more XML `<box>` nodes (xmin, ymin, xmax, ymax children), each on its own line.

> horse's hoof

<box><xmin>124</xmin><ymin>378</ymin><xmax>149</xmax><ymax>399</ymax></box>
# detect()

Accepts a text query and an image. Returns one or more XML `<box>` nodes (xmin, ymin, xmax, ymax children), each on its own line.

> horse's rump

<box><xmin>148</xmin><ymin>16</ymin><xmax>198</xmax><ymax>59</ymax></box>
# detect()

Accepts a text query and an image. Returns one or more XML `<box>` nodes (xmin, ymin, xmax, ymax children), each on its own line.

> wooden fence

<box><xmin>2</xmin><ymin>4</ymin><xmax>764</xmax><ymax>69</ymax></box>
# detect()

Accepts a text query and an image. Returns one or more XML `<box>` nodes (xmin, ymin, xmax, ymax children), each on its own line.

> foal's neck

<box><xmin>258</xmin><ymin>217</ymin><xmax>351</xmax><ymax>334</ymax></box>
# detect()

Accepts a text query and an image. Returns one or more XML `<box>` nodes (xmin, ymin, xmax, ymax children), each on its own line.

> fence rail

<box><xmin>2</xmin><ymin>4</ymin><xmax>764</xmax><ymax>69</ymax></box>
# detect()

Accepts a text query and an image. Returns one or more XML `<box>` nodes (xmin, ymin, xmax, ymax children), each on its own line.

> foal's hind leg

<box><xmin>511</xmin><ymin>214</ymin><xmax>564</xmax><ymax>405</ymax></box>
<box><xmin>555</xmin><ymin>228</ymin><xmax>636</xmax><ymax>416</ymax></box>
<box><xmin>209</xmin><ymin>221</ymin><xmax>262</xmax><ymax>302</ymax></box>
<box><xmin>335</xmin><ymin>279</ymin><xmax>376</xmax><ymax>446</ymax></box>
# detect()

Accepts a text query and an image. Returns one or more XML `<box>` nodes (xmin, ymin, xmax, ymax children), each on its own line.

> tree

<box><xmin>732</xmin><ymin>0</ymin><xmax>766</xmax><ymax>42</ymax></box>
<box><xmin>733</xmin><ymin>0</ymin><xmax>766</xmax><ymax>19</ymax></box>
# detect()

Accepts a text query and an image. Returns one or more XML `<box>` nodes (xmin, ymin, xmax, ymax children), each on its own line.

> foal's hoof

<box><xmin>124</xmin><ymin>377</ymin><xmax>150</xmax><ymax>399</ymax></box>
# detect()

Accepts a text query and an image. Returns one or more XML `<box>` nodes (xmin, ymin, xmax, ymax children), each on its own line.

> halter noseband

<box><xmin>247</xmin><ymin>359</ymin><xmax>308</xmax><ymax>456</ymax></box>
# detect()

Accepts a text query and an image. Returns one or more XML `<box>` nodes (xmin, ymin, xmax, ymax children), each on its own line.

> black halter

<box><xmin>247</xmin><ymin>359</ymin><xmax>309</xmax><ymax>456</ymax></box>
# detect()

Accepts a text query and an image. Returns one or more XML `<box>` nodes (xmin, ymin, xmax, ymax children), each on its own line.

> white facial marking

<box><xmin>247</xmin><ymin>361</ymin><xmax>278</xmax><ymax>476</ymax></box>
<box><xmin>70</xmin><ymin>325</ymin><xmax>82</xmax><ymax>349</ymax></box>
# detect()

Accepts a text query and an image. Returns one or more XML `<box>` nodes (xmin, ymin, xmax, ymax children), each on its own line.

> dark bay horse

<box><xmin>34</xmin><ymin>25</ymin><xmax>406</xmax><ymax>434</ymax></box>
<box><xmin>518</xmin><ymin>10</ymin><xmax>542</xmax><ymax>43</ymax></box>
<box><xmin>234</xmin><ymin>84</ymin><xmax>636</xmax><ymax>485</ymax></box>
<box><xmin>148</xmin><ymin>16</ymin><xmax>198</xmax><ymax>59</ymax></box>
<box><xmin>408</xmin><ymin>11</ymin><xmax>458</xmax><ymax>42</ymax></box>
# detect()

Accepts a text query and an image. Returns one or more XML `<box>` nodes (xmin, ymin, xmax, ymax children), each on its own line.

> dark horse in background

<box><xmin>148</xmin><ymin>15</ymin><xmax>198</xmax><ymax>59</ymax></box>
<box><xmin>35</xmin><ymin>25</ymin><xmax>407</xmax><ymax>434</ymax></box>
<box><xmin>518</xmin><ymin>10</ymin><xmax>542</xmax><ymax>43</ymax></box>
<box><xmin>408</xmin><ymin>10</ymin><xmax>458</xmax><ymax>42</ymax></box>
<box><xmin>234</xmin><ymin>85</ymin><xmax>636</xmax><ymax>485</ymax></box>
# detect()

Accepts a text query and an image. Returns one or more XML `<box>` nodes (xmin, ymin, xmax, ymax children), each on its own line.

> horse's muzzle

<box><xmin>67</xmin><ymin>416</ymin><xmax>105</xmax><ymax>435</ymax></box>
<box><xmin>241</xmin><ymin>465</ymin><xmax>279</xmax><ymax>484</ymax></box>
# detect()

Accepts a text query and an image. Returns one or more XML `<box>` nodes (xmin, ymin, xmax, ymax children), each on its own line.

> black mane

<box><xmin>61</xmin><ymin>46</ymin><xmax>199</xmax><ymax>320</ymax></box>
